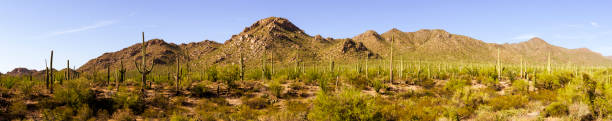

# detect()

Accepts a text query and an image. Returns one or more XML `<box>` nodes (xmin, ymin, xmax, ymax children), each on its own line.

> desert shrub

<box><xmin>511</xmin><ymin>79</ymin><xmax>529</xmax><ymax>94</ymax></box>
<box><xmin>190</xmin><ymin>83</ymin><xmax>214</xmax><ymax>98</ymax></box>
<box><xmin>543</xmin><ymin>102</ymin><xmax>569</xmax><ymax>117</ymax></box>
<box><xmin>344</xmin><ymin>71</ymin><xmax>369</xmax><ymax>90</ymax></box>
<box><xmin>444</xmin><ymin>78</ymin><xmax>470</xmax><ymax>92</ymax></box>
<box><xmin>75</xmin><ymin>104</ymin><xmax>94</xmax><ymax>121</ymax></box>
<box><xmin>42</xmin><ymin>106</ymin><xmax>74</xmax><ymax>121</ymax></box>
<box><xmin>0</xmin><ymin>77</ymin><xmax>17</xmax><ymax>89</ymax></box>
<box><xmin>169</xmin><ymin>112</ymin><xmax>191</xmax><ymax>121</ymax></box>
<box><xmin>478</xmin><ymin>76</ymin><xmax>500</xmax><ymax>90</ymax></box>
<box><xmin>150</xmin><ymin>93</ymin><xmax>170</xmax><ymax>110</ymax></box>
<box><xmin>372</xmin><ymin>79</ymin><xmax>385</xmax><ymax>93</ymax></box>
<box><xmin>205</xmin><ymin>66</ymin><xmax>219</xmax><ymax>82</ymax></box>
<box><xmin>303</xmin><ymin>69</ymin><xmax>321</xmax><ymax>85</ymax></box>
<box><xmin>398</xmin><ymin>89</ymin><xmax>436</xmax><ymax>99</ymax></box>
<box><xmin>111</xmin><ymin>108</ymin><xmax>135</xmax><ymax>121</ymax></box>
<box><xmin>230</xmin><ymin>105</ymin><xmax>260</xmax><ymax>121</ymax></box>
<box><xmin>8</xmin><ymin>99</ymin><xmax>27</xmax><ymax>119</ymax></box>
<box><xmin>287</xmin><ymin>68</ymin><xmax>301</xmax><ymax>80</ymax></box>
<box><xmin>536</xmin><ymin>73</ymin><xmax>562</xmax><ymax>90</ymax></box>
<box><xmin>18</xmin><ymin>80</ymin><xmax>36</xmax><ymax>98</ymax></box>
<box><xmin>318</xmin><ymin>76</ymin><xmax>329</xmax><ymax>93</ymax></box>
<box><xmin>53</xmin><ymin>78</ymin><xmax>95</xmax><ymax>108</ymax></box>
<box><xmin>112</xmin><ymin>87</ymin><xmax>144</xmax><ymax>113</ymax></box>
<box><xmin>308</xmin><ymin>88</ymin><xmax>382</xmax><ymax>121</ymax></box>
<box><xmin>488</xmin><ymin>94</ymin><xmax>528</xmax><ymax>111</ymax></box>
<box><xmin>196</xmin><ymin>99</ymin><xmax>231</xmax><ymax>120</ymax></box>
<box><xmin>242</xmin><ymin>97</ymin><xmax>269</xmax><ymax>109</ymax></box>
<box><xmin>219</xmin><ymin>65</ymin><xmax>240</xmax><ymax>90</ymax></box>
<box><xmin>415</xmin><ymin>77</ymin><xmax>436</xmax><ymax>89</ymax></box>
<box><xmin>268</xmin><ymin>80</ymin><xmax>284</xmax><ymax>98</ymax></box>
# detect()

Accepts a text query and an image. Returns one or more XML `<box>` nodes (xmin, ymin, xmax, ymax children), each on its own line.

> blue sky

<box><xmin>1</xmin><ymin>0</ymin><xmax>612</xmax><ymax>73</ymax></box>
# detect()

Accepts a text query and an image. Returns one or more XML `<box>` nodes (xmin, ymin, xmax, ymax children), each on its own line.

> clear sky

<box><xmin>1</xmin><ymin>0</ymin><xmax>611</xmax><ymax>73</ymax></box>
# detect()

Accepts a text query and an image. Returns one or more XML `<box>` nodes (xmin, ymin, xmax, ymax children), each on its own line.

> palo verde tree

<box><xmin>135</xmin><ymin>32</ymin><xmax>155</xmax><ymax>95</ymax></box>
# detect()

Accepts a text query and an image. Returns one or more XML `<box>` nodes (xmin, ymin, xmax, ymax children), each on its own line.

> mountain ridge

<box><xmin>75</xmin><ymin>17</ymin><xmax>612</xmax><ymax>72</ymax></box>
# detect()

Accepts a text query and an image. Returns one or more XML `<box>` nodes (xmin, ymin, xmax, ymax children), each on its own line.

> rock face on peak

<box><xmin>241</xmin><ymin>17</ymin><xmax>305</xmax><ymax>35</ymax></box>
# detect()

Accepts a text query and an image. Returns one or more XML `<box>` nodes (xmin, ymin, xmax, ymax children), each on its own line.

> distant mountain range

<box><xmin>70</xmin><ymin>17</ymin><xmax>611</xmax><ymax>73</ymax></box>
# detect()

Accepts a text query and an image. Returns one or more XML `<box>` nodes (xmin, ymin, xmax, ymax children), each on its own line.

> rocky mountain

<box><xmin>6</xmin><ymin>68</ymin><xmax>37</xmax><ymax>76</ymax></box>
<box><xmin>78</xmin><ymin>39</ymin><xmax>221</xmax><ymax>72</ymax></box>
<box><xmin>78</xmin><ymin>17</ymin><xmax>611</xmax><ymax>72</ymax></box>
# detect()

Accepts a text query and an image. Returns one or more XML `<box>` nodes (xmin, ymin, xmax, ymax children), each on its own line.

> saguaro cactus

<box><xmin>135</xmin><ymin>32</ymin><xmax>155</xmax><ymax>95</ymax></box>
<box><xmin>389</xmin><ymin>35</ymin><xmax>394</xmax><ymax>84</ymax></box>
<box><xmin>365</xmin><ymin>54</ymin><xmax>369</xmax><ymax>78</ymax></box>
<box><xmin>496</xmin><ymin>48</ymin><xmax>501</xmax><ymax>80</ymax></box>
<box><xmin>49</xmin><ymin>50</ymin><xmax>54</xmax><ymax>93</ymax></box>
<box><xmin>118</xmin><ymin>60</ymin><xmax>126</xmax><ymax>84</ymax></box>
<box><xmin>547</xmin><ymin>52</ymin><xmax>552</xmax><ymax>74</ymax></box>
<box><xmin>106</xmin><ymin>64</ymin><xmax>111</xmax><ymax>85</ymax></box>
<box><xmin>239</xmin><ymin>51</ymin><xmax>245</xmax><ymax>81</ymax></box>
<box><xmin>45</xmin><ymin>60</ymin><xmax>49</xmax><ymax>89</ymax></box>
<box><xmin>65</xmin><ymin>60</ymin><xmax>70</xmax><ymax>83</ymax></box>
<box><xmin>175</xmin><ymin>57</ymin><xmax>182</xmax><ymax>94</ymax></box>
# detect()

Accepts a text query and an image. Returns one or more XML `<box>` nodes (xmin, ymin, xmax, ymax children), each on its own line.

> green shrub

<box><xmin>112</xmin><ymin>87</ymin><xmax>144</xmax><ymax>113</ymax></box>
<box><xmin>303</xmin><ymin>69</ymin><xmax>321</xmax><ymax>85</ymax></box>
<box><xmin>170</xmin><ymin>112</ymin><xmax>191</xmax><ymax>121</ymax></box>
<box><xmin>111</xmin><ymin>108</ymin><xmax>135</xmax><ymax>121</ymax></box>
<box><xmin>372</xmin><ymin>79</ymin><xmax>385</xmax><ymax>93</ymax></box>
<box><xmin>242</xmin><ymin>97</ymin><xmax>269</xmax><ymax>109</ymax></box>
<box><xmin>219</xmin><ymin>65</ymin><xmax>240</xmax><ymax>90</ymax></box>
<box><xmin>542</xmin><ymin>102</ymin><xmax>569</xmax><ymax>117</ymax></box>
<box><xmin>511</xmin><ymin>79</ymin><xmax>529</xmax><ymax>94</ymax></box>
<box><xmin>53</xmin><ymin>78</ymin><xmax>95</xmax><ymax>108</ymax></box>
<box><xmin>9</xmin><ymin>99</ymin><xmax>27</xmax><ymax>119</ymax></box>
<box><xmin>489</xmin><ymin>95</ymin><xmax>528</xmax><ymax>111</ymax></box>
<box><xmin>205</xmin><ymin>66</ymin><xmax>219</xmax><ymax>82</ymax></box>
<box><xmin>190</xmin><ymin>83</ymin><xmax>214</xmax><ymax>98</ymax></box>
<box><xmin>268</xmin><ymin>80</ymin><xmax>284</xmax><ymax>98</ymax></box>
<box><xmin>444</xmin><ymin>78</ymin><xmax>470</xmax><ymax>92</ymax></box>
<box><xmin>344</xmin><ymin>71</ymin><xmax>369</xmax><ymax>90</ymax></box>
<box><xmin>308</xmin><ymin>88</ymin><xmax>382</xmax><ymax>121</ymax></box>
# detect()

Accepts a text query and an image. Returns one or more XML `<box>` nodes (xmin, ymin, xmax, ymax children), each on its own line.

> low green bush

<box><xmin>308</xmin><ymin>88</ymin><xmax>382</xmax><ymax>121</ymax></box>
<box><xmin>542</xmin><ymin>102</ymin><xmax>569</xmax><ymax>117</ymax></box>
<box><xmin>267</xmin><ymin>80</ymin><xmax>284</xmax><ymax>98</ymax></box>
<box><xmin>488</xmin><ymin>94</ymin><xmax>528</xmax><ymax>111</ymax></box>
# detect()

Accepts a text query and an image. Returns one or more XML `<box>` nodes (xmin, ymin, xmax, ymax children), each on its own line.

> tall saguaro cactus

<box><xmin>175</xmin><ymin>57</ymin><xmax>182</xmax><ymax>94</ymax></box>
<box><xmin>45</xmin><ymin>59</ymin><xmax>49</xmax><ymax>89</ymax></box>
<box><xmin>239</xmin><ymin>50</ymin><xmax>245</xmax><ymax>81</ymax></box>
<box><xmin>49</xmin><ymin>50</ymin><xmax>54</xmax><ymax>93</ymax></box>
<box><xmin>496</xmin><ymin>48</ymin><xmax>501</xmax><ymax>80</ymax></box>
<box><xmin>106</xmin><ymin>65</ymin><xmax>111</xmax><ymax>85</ymax></box>
<box><xmin>389</xmin><ymin>35</ymin><xmax>394</xmax><ymax>84</ymax></box>
<box><xmin>118</xmin><ymin>60</ymin><xmax>126</xmax><ymax>84</ymax></box>
<box><xmin>117</xmin><ymin>60</ymin><xmax>126</xmax><ymax>91</ymax></box>
<box><xmin>547</xmin><ymin>52</ymin><xmax>552</xmax><ymax>74</ymax></box>
<box><xmin>135</xmin><ymin>32</ymin><xmax>155</xmax><ymax>95</ymax></box>
<box><xmin>65</xmin><ymin>60</ymin><xmax>70</xmax><ymax>83</ymax></box>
